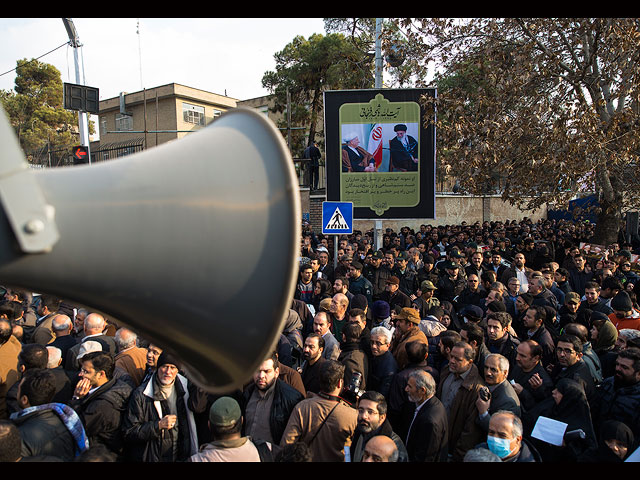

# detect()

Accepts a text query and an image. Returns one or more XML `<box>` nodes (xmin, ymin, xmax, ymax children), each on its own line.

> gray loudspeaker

<box><xmin>0</xmin><ymin>107</ymin><xmax>301</xmax><ymax>393</ymax></box>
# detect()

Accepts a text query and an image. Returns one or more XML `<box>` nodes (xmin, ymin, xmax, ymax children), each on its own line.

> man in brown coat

<box><xmin>389</xmin><ymin>308</ymin><xmax>428</xmax><ymax>371</ymax></box>
<box><xmin>280</xmin><ymin>360</ymin><xmax>357</xmax><ymax>462</ymax></box>
<box><xmin>0</xmin><ymin>319</ymin><xmax>21</xmax><ymax>419</ymax></box>
<box><xmin>114</xmin><ymin>328</ymin><xmax>148</xmax><ymax>387</ymax></box>
<box><xmin>436</xmin><ymin>341</ymin><xmax>485</xmax><ymax>462</ymax></box>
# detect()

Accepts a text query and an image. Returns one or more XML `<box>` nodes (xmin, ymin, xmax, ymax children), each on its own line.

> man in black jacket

<box><xmin>351</xmin><ymin>391</ymin><xmax>408</xmax><ymax>462</ymax></box>
<box><xmin>11</xmin><ymin>368</ymin><xmax>86</xmax><ymax>460</ymax></box>
<box><xmin>69</xmin><ymin>351</ymin><xmax>133</xmax><ymax>456</ymax></box>
<box><xmin>403</xmin><ymin>369</ymin><xmax>448</xmax><ymax>462</ymax></box>
<box><xmin>122</xmin><ymin>352</ymin><xmax>198</xmax><ymax>462</ymax></box>
<box><xmin>241</xmin><ymin>352</ymin><xmax>304</xmax><ymax>446</ymax></box>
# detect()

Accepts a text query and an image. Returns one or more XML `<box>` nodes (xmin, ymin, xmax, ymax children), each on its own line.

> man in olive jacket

<box><xmin>436</xmin><ymin>341</ymin><xmax>485</xmax><ymax>462</ymax></box>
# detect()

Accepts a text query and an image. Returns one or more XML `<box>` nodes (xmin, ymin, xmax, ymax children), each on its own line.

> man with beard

<box><xmin>241</xmin><ymin>352</ymin><xmax>304</xmax><ymax>446</ymax></box>
<box><xmin>351</xmin><ymin>391</ymin><xmax>408</xmax><ymax>462</ymax></box>
<box><xmin>122</xmin><ymin>352</ymin><xmax>198</xmax><ymax>462</ymax></box>
<box><xmin>592</xmin><ymin>347</ymin><xmax>640</xmax><ymax>439</ymax></box>
<box><xmin>404</xmin><ymin>370</ymin><xmax>448</xmax><ymax>462</ymax></box>
<box><xmin>298</xmin><ymin>333</ymin><xmax>326</xmax><ymax>396</ymax></box>
<box><xmin>465</xmin><ymin>251</ymin><xmax>486</xmax><ymax>279</ymax></box>
<box><xmin>70</xmin><ymin>351</ymin><xmax>133</xmax><ymax>457</ymax></box>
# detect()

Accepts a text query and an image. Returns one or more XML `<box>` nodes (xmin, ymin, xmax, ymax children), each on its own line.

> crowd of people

<box><xmin>1</xmin><ymin>216</ymin><xmax>640</xmax><ymax>462</ymax></box>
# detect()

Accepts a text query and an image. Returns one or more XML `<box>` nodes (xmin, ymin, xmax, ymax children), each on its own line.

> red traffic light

<box><xmin>72</xmin><ymin>145</ymin><xmax>89</xmax><ymax>164</ymax></box>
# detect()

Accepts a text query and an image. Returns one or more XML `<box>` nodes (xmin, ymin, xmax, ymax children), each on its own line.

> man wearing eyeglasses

<box><xmin>548</xmin><ymin>334</ymin><xmax>596</xmax><ymax>403</ymax></box>
<box><xmin>70</xmin><ymin>351</ymin><xmax>133</xmax><ymax>456</ymax></box>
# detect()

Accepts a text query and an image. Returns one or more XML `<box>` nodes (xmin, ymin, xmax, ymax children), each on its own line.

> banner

<box><xmin>324</xmin><ymin>89</ymin><xmax>436</xmax><ymax>220</ymax></box>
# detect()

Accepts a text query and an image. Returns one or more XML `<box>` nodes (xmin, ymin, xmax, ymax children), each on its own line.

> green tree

<box><xmin>394</xmin><ymin>18</ymin><xmax>640</xmax><ymax>245</ymax></box>
<box><xmin>261</xmin><ymin>32</ymin><xmax>374</xmax><ymax>155</ymax></box>
<box><xmin>0</xmin><ymin>59</ymin><xmax>85</xmax><ymax>161</ymax></box>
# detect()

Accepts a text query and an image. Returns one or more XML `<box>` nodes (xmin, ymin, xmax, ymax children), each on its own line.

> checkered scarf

<box><xmin>11</xmin><ymin>402</ymin><xmax>90</xmax><ymax>456</ymax></box>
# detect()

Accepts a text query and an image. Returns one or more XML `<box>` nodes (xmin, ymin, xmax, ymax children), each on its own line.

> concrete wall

<box><xmin>307</xmin><ymin>192</ymin><xmax>547</xmax><ymax>234</ymax></box>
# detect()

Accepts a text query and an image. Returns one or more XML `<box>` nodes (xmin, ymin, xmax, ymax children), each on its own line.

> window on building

<box><xmin>100</xmin><ymin>117</ymin><xmax>107</xmax><ymax>135</ymax></box>
<box><xmin>183</xmin><ymin>103</ymin><xmax>205</xmax><ymax>125</ymax></box>
<box><xmin>213</xmin><ymin>109</ymin><xmax>222</xmax><ymax>119</ymax></box>
<box><xmin>115</xmin><ymin>113</ymin><xmax>133</xmax><ymax>131</ymax></box>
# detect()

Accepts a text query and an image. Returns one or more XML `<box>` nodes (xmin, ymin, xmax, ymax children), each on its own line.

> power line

<box><xmin>0</xmin><ymin>41</ymin><xmax>70</xmax><ymax>79</ymax></box>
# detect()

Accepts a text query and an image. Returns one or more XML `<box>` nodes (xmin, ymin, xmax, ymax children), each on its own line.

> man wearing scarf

<box><xmin>122</xmin><ymin>352</ymin><xmax>198</xmax><ymax>462</ymax></box>
<box><xmin>10</xmin><ymin>368</ymin><xmax>89</xmax><ymax>460</ymax></box>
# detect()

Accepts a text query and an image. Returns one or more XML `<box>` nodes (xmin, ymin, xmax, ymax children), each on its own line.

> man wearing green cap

<box><xmin>412</xmin><ymin>281</ymin><xmax>441</xmax><ymax>319</ymax></box>
<box><xmin>189</xmin><ymin>396</ymin><xmax>273</xmax><ymax>462</ymax></box>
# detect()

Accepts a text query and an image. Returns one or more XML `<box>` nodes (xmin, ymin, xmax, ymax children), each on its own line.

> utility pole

<box><xmin>62</xmin><ymin>18</ymin><xmax>90</xmax><ymax>162</ymax></box>
<box><xmin>374</xmin><ymin>18</ymin><xmax>383</xmax><ymax>249</ymax></box>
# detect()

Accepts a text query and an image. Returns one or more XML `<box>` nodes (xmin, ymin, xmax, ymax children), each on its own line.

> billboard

<box><xmin>324</xmin><ymin>88</ymin><xmax>436</xmax><ymax>219</ymax></box>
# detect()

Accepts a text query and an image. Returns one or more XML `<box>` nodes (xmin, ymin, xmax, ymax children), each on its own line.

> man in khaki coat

<box><xmin>0</xmin><ymin>319</ymin><xmax>21</xmax><ymax>419</ymax></box>
<box><xmin>280</xmin><ymin>360</ymin><xmax>357</xmax><ymax>461</ymax></box>
<box><xmin>389</xmin><ymin>307</ymin><xmax>428</xmax><ymax>371</ymax></box>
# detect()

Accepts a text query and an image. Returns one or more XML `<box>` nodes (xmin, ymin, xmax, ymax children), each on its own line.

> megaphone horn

<box><xmin>0</xmin><ymin>107</ymin><xmax>301</xmax><ymax>393</ymax></box>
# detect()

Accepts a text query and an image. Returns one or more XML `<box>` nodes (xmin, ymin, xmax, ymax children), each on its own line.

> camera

<box><xmin>479</xmin><ymin>386</ymin><xmax>491</xmax><ymax>402</ymax></box>
<box><xmin>342</xmin><ymin>372</ymin><xmax>365</xmax><ymax>406</ymax></box>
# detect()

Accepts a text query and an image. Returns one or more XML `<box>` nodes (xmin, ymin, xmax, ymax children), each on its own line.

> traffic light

<box><xmin>63</xmin><ymin>83</ymin><xmax>99</xmax><ymax>114</ymax></box>
<box><xmin>72</xmin><ymin>145</ymin><xmax>89</xmax><ymax>165</ymax></box>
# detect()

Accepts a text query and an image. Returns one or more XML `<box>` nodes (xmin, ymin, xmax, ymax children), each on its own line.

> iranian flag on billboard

<box><xmin>367</xmin><ymin>124</ymin><xmax>384</xmax><ymax>170</ymax></box>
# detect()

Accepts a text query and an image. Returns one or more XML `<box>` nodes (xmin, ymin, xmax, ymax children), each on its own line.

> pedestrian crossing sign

<box><xmin>322</xmin><ymin>202</ymin><xmax>353</xmax><ymax>235</ymax></box>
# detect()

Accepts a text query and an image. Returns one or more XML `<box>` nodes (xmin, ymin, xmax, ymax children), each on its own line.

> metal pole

<box><xmin>374</xmin><ymin>18</ymin><xmax>383</xmax><ymax>249</ymax></box>
<box><xmin>63</xmin><ymin>19</ymin><xmax>90</xmax><ymax>162</ymax></box>
<box><xmin>375</xmin><ymin>18</ymin><xmax>383</xmax><ymax>89</ymax></box>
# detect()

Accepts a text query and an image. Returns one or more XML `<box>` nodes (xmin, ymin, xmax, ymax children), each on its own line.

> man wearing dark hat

<box><xmin>372</xmin><ymin>301</ymin><xmax>393</xmax><ymax>332</ymax></box>
<box><xmin>608</xmin><ymin>291</ymin><xmax>640</xmax><ymax>331</ymax></box>
<box><xmin>389</xmin><ymin>308</ymin><xmax>428</xmax><ymax>371</ymax></box>
<box><xmin>389</xmin><ymin>124</ymin><xmax>418</xmax><ymax>172</ymax></box>
<box><xmin>122</xmin><ymin>352</ymin><xmax>198</xmax><ymax>462</ymax></box>
<box><xmin>364</xmin><ymin>250</ymin><xmax>393</xmax><ymax>302</ymax></box>
<box><xmin>392</xmin><ymin>251</ymin><xmax>420</xmax><ymax>298</ymax></box>
<box><xmin>189</xmin><ymin>396</ymin><xmax>273</xmax><ymax>462</ymax></box>
<box><xmin>348</xmin><ymin>261</ymin><xmax>374</xmax><ymax>307</ymax></box>
<box><xmin>380</xmin><ymin>276</ymin><xmax>412</xmax><ymax>311</ymax></box>
<box><xmin>436</xmin><ymin>260</ymin><xmax>466</xmax><ymax>304</ymax></box>
<box><xmin>412</xmin><ymin>280</ymin><xmax>441</xmax><ymax>319</ymax></box>
<box><xmin>417</xmin><ymin>254</ymin><xmax>439</xmax><ymax>287</ymax></box>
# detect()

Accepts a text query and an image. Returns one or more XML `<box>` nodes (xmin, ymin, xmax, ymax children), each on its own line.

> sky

<box><xmin>0</xmin><ymin>18</ymin><xmax>328</xmax><ymax>101</ymax></box>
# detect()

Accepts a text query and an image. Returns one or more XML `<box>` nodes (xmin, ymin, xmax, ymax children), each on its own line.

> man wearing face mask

<box><xmin>476</xmin><ymin>411</ymin><xmax>539</xmax><ymax>462</ymax></box>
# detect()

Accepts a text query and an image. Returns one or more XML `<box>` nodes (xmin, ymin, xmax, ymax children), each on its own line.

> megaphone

<box><xmin>0</xmin><ymin>106</ymin><xmax>301</xmax><ymax>394</ymax></box>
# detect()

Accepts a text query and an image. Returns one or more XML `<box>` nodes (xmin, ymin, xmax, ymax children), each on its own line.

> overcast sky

<box><xmin>0</xmin><ymin>18</ymin><xmax>327</xmax><ymax>101</ymax></box>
